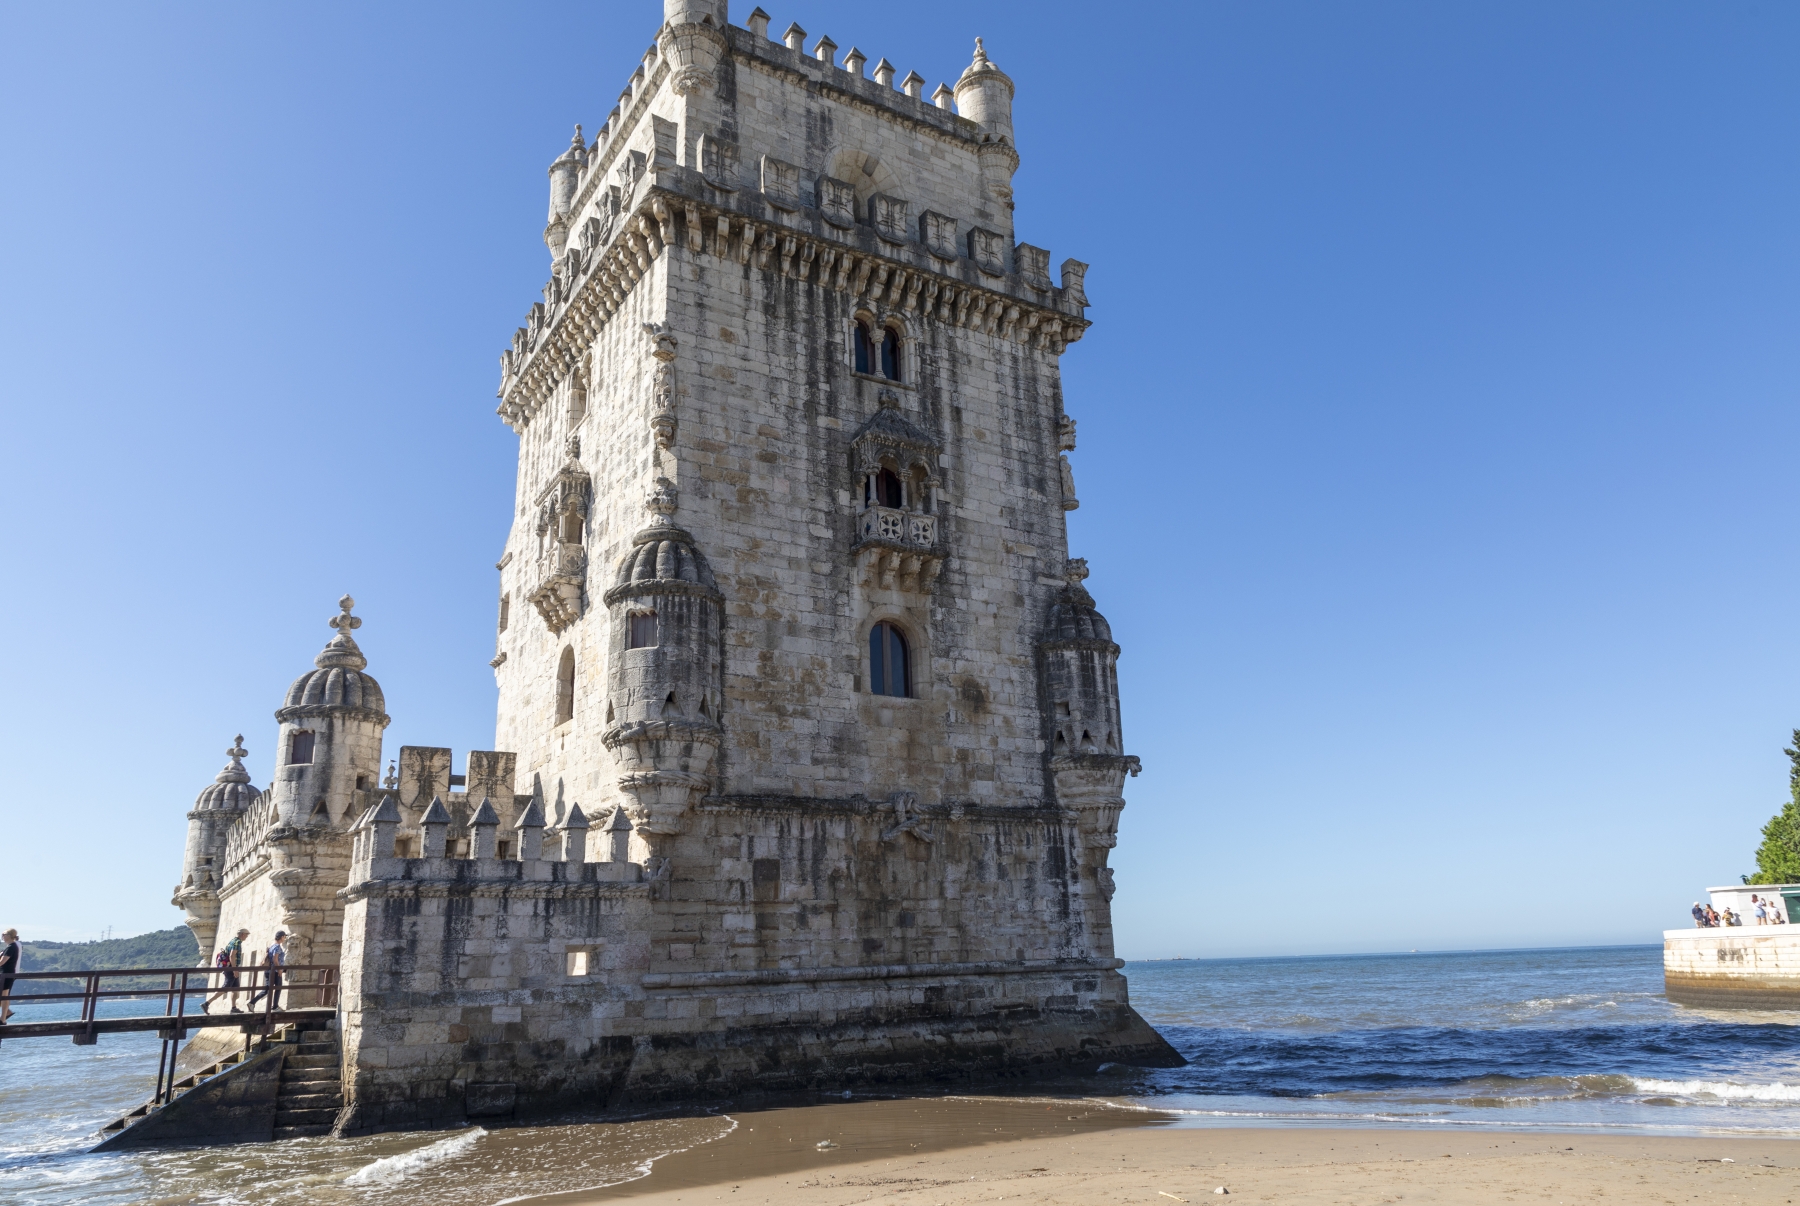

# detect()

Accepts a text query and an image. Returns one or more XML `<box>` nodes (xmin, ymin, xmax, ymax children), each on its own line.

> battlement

<box><xmin>500</xmin><ymin>3</ymin><xmax>1085</xmax><ymax>426</ymax></box>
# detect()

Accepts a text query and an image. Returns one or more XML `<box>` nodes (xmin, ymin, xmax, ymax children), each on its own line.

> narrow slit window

<box><xmin>288</xmin><ymin>730</ymin><xmax>315</xmax><ymax>765</ymax></box>
<box><xmin>555</xmin><ymin>646</ymin><xmax>576</xmax><ymax>724</ymax></box>
<box><xmin>628</xmin><ymin>611</ymin><xmax>658</xmax><ymax>649</ymax></box>
<box><xmin>868</xmin><ymin>621</ymin><xmax>911</xmax><ymax>698</ymax></box>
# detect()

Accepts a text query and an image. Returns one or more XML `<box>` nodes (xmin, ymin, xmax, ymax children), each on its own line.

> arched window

<box><xmin>866</xmin><ymin>468</ymin><xmax>903</xmax><ymax>510</ymax></box>
<box><xmin>880</xmin><ymin>328</ymin><xmax>902</xmax><ymax>382</ymax></box>
<box><xmin>868</xmin><ymin>621</ymin><xmax>911</xmax><ymax>698</ymax></box>
<box><xmin>288</xmin><ymin>730</ymin><xmax>315</xmax><ymax>765</ymax></box>
<box><xmin>854</xmin><ymin>320</ymin><xmax>876</xmax><ymax>375</ymax></box>
<box><xmin>628</xmin><ymin>610</ymin><xmax>658</xmax><ymax>649</ymax></box>
<box><xmin>555</xmin><ymin>647</ymin><xmax>575</xmax><ymax>724</ymax></box>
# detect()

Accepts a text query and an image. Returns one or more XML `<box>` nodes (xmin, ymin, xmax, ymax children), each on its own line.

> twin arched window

<box><xmin>854</xmin><ymin>320</ymin><xmax>902</xmax><ymax>383</ymax></box>
<box><xmin>869</xmin><ymin>621</ymin><xmax>911</xmax><ymax>698</ymax></box>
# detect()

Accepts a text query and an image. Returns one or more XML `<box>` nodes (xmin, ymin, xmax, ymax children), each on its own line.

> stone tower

<box><xmin>312</xmin><ymin>1</ymin><xmax>1180</xmax><ymax>1131</ymax></box>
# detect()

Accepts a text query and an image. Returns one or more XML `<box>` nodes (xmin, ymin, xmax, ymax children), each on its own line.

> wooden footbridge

<box><xmin>0</xmin><ymin>965</ymin><xmax>337</xmax><ymax>1107</ymax></box>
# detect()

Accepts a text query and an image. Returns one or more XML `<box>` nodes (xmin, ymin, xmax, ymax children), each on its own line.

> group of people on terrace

<box><xmin>1692</xmin><ymin>894</ymin><xmax>1789</xmax><ymax>927</ymax></box>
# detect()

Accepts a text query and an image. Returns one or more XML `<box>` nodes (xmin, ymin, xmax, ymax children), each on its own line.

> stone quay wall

<box><xmin>1663</xmin><ymin>927</ymin><xmax>1800</xmax><ymax>1009</ymax></box>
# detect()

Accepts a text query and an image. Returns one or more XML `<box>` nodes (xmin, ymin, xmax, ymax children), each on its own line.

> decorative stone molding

<box><xmin>759</xmin><ymin>155</ymin><xmax>801</xmax><ymax>211</ymax></box>
<box><xmin>920</xmin><ymin>210</ymin><xmax>957</xmax><ymax>260</ymax></box>
<box><xmin>817</xmin><ymin>175</ymin><xmax>856</xmax><ymax>227</ymax></box>
<box><xmin>497</xmin><ymin>186</ymin><xmax>1090</xmax><ymax>430</ymax></box>
<box><xmin>870</xmin><ymin>193</ymin><xmax>909</xmax><ymax>244</ymax></box>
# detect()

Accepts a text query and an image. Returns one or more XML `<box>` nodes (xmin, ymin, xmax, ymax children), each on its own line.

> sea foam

<box><xmin>342</xmin><ymin>1127</ymin><xmax>486</xmax><ymax>1186</ymax></box>
<box><xmin>1633</xmin><ymin>1078</ymin><xmax>1800</xmax><ymax>1102</ymax></box>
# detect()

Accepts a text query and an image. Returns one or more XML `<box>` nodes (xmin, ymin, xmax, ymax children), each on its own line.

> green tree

<box><xmin>1749</xmin><ymin>730</ymin><xmax>1800</xmax><ymax>885</ymax></box>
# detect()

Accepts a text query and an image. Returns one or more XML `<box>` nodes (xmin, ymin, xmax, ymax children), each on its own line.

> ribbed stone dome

<box><xmin>613</xmin><ymin>523</ymin><xmax>717</xmax><ymax>593</ymax></box>
<box><xmin>1046</xmin><ymin>595</ymin><xmax>1112</xmax><ymax>643</ymax></box>
<box><xmin>276</xmin><ymin>596</ymin><xmax>390</xmax><ymax>722</ymax></box>
<box><xmin>1042</xmin><ymin>558</ymin><xmax>1115</xmax><ymax>645</ymax></box>
<box><xmin>194</xmin><ymin>736</ymin><xmax>259</xmax><ymax>813</ymax></box>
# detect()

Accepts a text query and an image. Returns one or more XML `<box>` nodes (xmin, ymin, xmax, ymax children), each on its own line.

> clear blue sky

<box><xmin>3</xmin><ymin>1</ymin><xmax>1797</xmax><ymax>954</ymax></box>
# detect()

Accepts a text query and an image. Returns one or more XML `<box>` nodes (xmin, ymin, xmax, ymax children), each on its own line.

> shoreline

<box><xmin>526</xmin><ymin>1095</ymin><xmax>1800</xmax><ymax>1206</ymax></box>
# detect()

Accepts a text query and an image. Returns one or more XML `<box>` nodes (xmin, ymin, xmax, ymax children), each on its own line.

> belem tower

<box><xmin>170</xmin><ymin>0</ymin><xmax>1180</xmax><ymax>1135</ymax></box>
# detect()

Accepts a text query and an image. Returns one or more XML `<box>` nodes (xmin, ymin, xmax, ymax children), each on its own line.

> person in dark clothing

<box><xmin>0</xmin><ymin>929</ymin><xmax>19</xmax><ymax>1023</ymax></box>
<box><xmin>205</xmin><ymin>928</ymin><xmax>251</xmax><ymax>1013</ymax></box>
<box><xmin>247</xmin><ymin>931</ymin><xmax>288</xmax><ymax>1010</ymax></box>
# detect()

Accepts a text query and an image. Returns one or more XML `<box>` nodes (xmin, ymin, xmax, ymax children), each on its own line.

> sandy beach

<box><xmin>562</xmin><ymin>1095</ymin><xmax>1800</xmax><ymax>1206</ymax></box>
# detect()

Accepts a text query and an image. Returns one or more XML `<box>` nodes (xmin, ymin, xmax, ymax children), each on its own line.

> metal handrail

<box><xmin>2</xmin><ymin>961</ymin><xmax>340</xmax><ymax>1107</ymax></box>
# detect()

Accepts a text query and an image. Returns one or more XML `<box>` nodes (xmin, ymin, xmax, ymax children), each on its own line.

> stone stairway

<box><xmin>272</xmin><ymin>1024</ymin><xmax>342</xmax><ymax>1139</ymax></box>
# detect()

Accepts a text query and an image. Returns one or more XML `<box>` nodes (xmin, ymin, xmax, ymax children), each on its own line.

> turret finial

<box><xmin>228</xmin><ymin>735</ymin><xmax>248</xmax><ymax>761</ymax></box>
<box><xmin>330</xmin><ymin>595</ymin><xmax>361</xmax><ymax>635</ymax></box>
<box><xmin>973</xmin><ymin>37</ymin><xmax>987</xmax><ymax>64</ymax></box>
<box><xmin>383</xmin><ymin>761</ymin><xmax>397</xmax><ymax>791</ymax></box>
<box><xmin>572</xmin><ymin>123</ymin><xmax>584</xmax><ymax>147</ymax></box>
<box><xmin>315</xmin><ymin>594</ymin><xmax>369</xmax><ymax>670</ymax></box>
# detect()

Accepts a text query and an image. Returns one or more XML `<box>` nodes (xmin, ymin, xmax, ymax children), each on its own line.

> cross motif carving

<box><xmin>329</xmin><ymin>595</ymin><xmax>361</xmax><ymax>636</ymax></box>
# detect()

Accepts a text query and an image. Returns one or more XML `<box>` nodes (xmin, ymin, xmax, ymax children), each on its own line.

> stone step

<box><xmin>278</xmin><ymin>1091</ymin><xmax>343</xmax><ymax>1111</ymax></box>
<box><xmin>280</xmin><ymin>1072</ymin><xmax>338</xmax><ymax>1094</ymax></box>
<box><xmin>284</xmin><ymin>1053</ymin><xmax>338</xmax><ymax>1069</ymax></box>
<box><xmin>273</xmin><ymin>1124</ymin><xmax>332</xmax><ymax>1140</ymax></box>
<box><xmin>294</xmin><ymin>1042</ymin><xmax>336</xmax><ymax>1056</ymax></box>
<box><xmin>275</xmin><ymin>1106</ymin><xmax>338</xmax><ymax>1126</ymax></box>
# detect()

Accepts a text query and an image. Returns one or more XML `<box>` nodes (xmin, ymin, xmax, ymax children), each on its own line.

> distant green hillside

<box><xmin>9</xmin><ymin>927</ymin><xmax>199</xmax><ymax>998</ymax></box>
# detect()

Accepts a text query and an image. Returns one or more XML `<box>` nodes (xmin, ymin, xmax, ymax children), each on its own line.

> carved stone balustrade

<box><xmin>853</xmin><ymin>506</ymin><xmax>943</xmax><ymax>593</ymax></box>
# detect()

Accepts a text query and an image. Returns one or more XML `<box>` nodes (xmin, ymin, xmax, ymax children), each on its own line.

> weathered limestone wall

<box><xmin>335</xmin><ymin>795</ymin><xmax>1172</xmax><ymax>1131</ymax></box>
<box><xmin>1663</xmin><ymin>928</ymin><xmax>1800</xmax><ymax>1009</ymax></box>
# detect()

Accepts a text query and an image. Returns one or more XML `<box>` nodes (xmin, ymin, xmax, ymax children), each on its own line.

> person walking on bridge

<box><xmin>247</xmin><ymin>931</ymin><xmax>287</xmax><ymax>1011</ymax></box>
<box><xmin>205</xmin><ymin>928</ymin><xmax>250</xmax><ymax>1013</ymax></box>
<box><xmin>0</xmin><ymin>929</ymin><xmax>20</xmax><ymax>1023</ymax></box>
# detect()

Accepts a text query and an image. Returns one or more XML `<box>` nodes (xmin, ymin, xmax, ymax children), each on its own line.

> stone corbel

<box><xmin>684</xmin><ymin>202</ymin><xmax>702</xmax><ymax>253</ymax></box>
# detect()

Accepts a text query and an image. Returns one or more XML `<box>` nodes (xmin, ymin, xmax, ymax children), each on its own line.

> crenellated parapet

<box><xmin>496</xmin><ymin>25</ymin><xmax>1088</xmax><ymax>431</ymax></box>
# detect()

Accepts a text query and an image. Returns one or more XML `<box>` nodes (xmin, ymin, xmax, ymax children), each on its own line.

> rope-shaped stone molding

<box><xmin>498</xmin><ymin>191</ymin><xmax>1086</xmax><ymax>432</ymax></box>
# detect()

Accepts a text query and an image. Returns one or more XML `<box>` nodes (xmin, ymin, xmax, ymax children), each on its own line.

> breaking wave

<box><xmin>342</xmin><ymin>1127</ymin><xmax>487</xmax><ymax>1186</ymax></box>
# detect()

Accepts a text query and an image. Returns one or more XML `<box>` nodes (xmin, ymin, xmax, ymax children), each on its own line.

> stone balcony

<box><xmin>527</xmin><ymin>542</ymin><xmax>586</xmax><ymax>633</ymax></box>
<box><xmin>853</xmin><ymin>506</ymin><xmax>943</xmax><ymax>593</ymax></box>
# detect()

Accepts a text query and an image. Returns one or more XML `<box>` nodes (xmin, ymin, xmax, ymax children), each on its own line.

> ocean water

<box><xmin>2</xmin><ymin>944</ymin><xmax>1794</xmax><ymax>1203</ymax></box>
<box><xmin>1111</xmin><ymin>944</ymin><xmax>1800</xmax><ymax>1136</ymax></box>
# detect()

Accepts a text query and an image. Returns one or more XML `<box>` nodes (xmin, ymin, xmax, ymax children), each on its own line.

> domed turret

<box><xmin>1038</xmin><ymin>558</ymin><xmax>1139</xmax><ymax>960</ymax></box>
<box><xmin>954</xmin><ymin>38</ymin><xmax>1019</xmax><ymax>223</ymax></box>
<box><xmin>268</xmin><ymin>597</ymin><xmax>391</xmax><ymax>829</ymax></box>
<box><xmin>601</xmin><ymin>481</ymin><xmax>724</xmax><ymax>842</ymax></box>
<box><xmin>173</xmin><ymin>736</ymin><xmax>260</xmax><ymax>963</ymax></box>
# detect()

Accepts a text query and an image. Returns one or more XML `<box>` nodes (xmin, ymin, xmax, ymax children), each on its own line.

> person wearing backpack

<box><xmin>205</xmin><ymin>928</ymin><xmax>250</xmax><ymax>1013</ymax></box>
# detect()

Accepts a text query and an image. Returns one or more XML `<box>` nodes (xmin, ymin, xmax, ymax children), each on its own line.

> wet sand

<box><xmin>556</xmin><ymin>1095</ymin><xmax>1800</xmax><ymax>1205</ymax></box>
